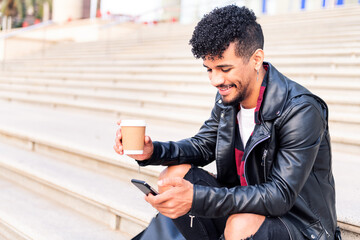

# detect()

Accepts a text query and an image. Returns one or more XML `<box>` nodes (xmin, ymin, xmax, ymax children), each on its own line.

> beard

<box><xmin>221</xmin><ymin>86</ymin><xmax>248</xmax><ymax>106</ymax></box>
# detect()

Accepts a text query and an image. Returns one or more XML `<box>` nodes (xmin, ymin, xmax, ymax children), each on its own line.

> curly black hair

<box><xmin>189</xmin><ymin>5</ymin><xmax>264</xmax><ymax>62</ymax></box>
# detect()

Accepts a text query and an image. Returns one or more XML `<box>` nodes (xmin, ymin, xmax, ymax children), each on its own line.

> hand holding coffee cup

<box><xmin>114</xmin><ymin>120</ymin><xmax>154</xmax><ymax>160</ymax></box>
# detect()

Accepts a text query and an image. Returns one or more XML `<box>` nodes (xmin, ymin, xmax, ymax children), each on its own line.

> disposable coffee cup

<box><xmin>120</xmin><ymin>120</ymin><xmax>146</xmax><ymax>155</ymax></box>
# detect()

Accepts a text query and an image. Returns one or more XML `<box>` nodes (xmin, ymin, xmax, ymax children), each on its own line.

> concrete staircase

<box><xmin>0</xmin><ymin>5</ymin><xmax>360</xmax><ymax>239</ymax></box>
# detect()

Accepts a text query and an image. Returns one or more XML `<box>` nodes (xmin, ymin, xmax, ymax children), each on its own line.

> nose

<box><xmin>210</xmin><ymin>72</ymin><xmax>225</xmax><ymax>87</ymax></box>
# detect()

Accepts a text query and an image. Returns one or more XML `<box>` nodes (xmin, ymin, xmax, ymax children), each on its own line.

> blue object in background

<box><xmin>301</xmin><ymin>0</ymin><xmax>306</xmax><ymax>9</ymax></box>
<box><xmin>262</xmin><ymin>0</ymin><xmax>267</xmax><ymax>13</ymax></box>
<box><xmin>336</xmin><ymin>0</ymin><xmax>344</xmax><ymax>5</ymax></box>
<box><xmin>322</xmin><ymin>0</ymin><xmax>326</xmax><ymax>7</ymax></box>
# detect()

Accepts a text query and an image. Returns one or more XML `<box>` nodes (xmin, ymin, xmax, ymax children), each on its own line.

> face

<box><xmin>203</xmin><ymin>43</ymin><xmax>256</xmax><ymax>106</ymax></box>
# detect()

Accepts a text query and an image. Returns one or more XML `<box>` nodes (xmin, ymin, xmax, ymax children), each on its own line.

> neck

<box><xmin>241</xmin><ymin>66</ymin><xmax>266</xmax><ymax>109</ymax></box>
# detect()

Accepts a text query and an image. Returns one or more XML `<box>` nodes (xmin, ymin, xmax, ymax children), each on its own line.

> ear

<box><xmin>253</xmin><ymin>49</ymin><xmax>264</xmax><ymax>71</ymax></box>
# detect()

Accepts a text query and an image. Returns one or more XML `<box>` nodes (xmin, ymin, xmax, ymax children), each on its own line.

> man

<box><xmin>114</xmin><ymin>5</ymin><xmax>339</xmax><ymax>240</ymax></box>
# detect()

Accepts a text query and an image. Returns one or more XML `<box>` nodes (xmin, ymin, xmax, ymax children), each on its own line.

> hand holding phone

<box><xmin>131</xmin><ymin>179</ymin><xmax>159</xmax><ymax>196</ymax></box>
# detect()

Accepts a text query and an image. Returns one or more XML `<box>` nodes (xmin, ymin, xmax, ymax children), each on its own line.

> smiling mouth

<box><xmin>218</xmin><ymin>84</ymin><xmax>236</xmax><ymax>91</ymax></box>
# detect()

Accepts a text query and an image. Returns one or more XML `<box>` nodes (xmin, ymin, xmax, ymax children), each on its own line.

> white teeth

<box><xmin>220</xmin><ymin>85</ymin><xmax>232</xmax><ymax>91</ymax></box>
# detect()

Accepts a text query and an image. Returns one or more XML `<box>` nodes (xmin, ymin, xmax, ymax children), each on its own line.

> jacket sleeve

<box><xmin>137</xmin><ymin>94</ymin><xmax>222</xmax><ymax>167</ymax></box>
<box><xmin>190</xmin><ymin>98</ymin><xmax>327</xmax><ymax>218</ymax></box>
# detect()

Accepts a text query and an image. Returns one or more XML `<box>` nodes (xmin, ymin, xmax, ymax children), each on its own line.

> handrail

<box><xmin>0</xmin><ymin>20</ymin><xmax>55</xmax><ymax>63</ymax></box>
<box><xmin>0</xmin><ymin>20</ymin><xmax>54</xmax><ymax>39</ymax></box>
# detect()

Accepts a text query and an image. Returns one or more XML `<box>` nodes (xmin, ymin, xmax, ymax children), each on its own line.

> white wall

<box><xmin>52</xmin><ymin>0</ymin><xmax>83</xmax><ymax>23</ymax></box>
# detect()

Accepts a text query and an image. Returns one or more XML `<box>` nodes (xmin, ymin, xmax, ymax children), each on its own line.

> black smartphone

<box><xmin>131</xmin><ymin>179</ymin><xmax>159</xmax><ymax>196</ymax></box>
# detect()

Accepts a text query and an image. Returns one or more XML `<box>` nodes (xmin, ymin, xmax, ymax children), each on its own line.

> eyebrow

<box><xmin>203</xmin><ymin>64</ymin><xmax>233</xmax><ymax>68</ymax></box>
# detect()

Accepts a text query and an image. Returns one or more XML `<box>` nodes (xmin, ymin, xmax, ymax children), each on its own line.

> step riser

<box><xmin>0</xmin><ymin>78</ymin><xmax>360</xmax><ymax>97</ymax></box>
<box><xmin>0</xmin><ymin>96</ymin><xmax>359</xmax><ymax>151</ymax></box>
<box><xmin>0</xmin><ymin>163</ymin><xmax>146</xmax><ymax>238</ymax></box>
<box><xmin>1</xmin><ymin>137</ymin><xmax>359</xmax><ymax>240</ymax></box>
<box><xmin>0</xmin><ymin>129</ymin><xmax>159</xmax><ymax>186</ymax></box>
<box><xmin>1</xmin><ymin>94</ymin><xmax>360</xmax><ymax>146</ymax></box>
<box><xmin>1</xmin><ymin>73</ymin><xmax>360</xmax><ymax>92</ymax></box>
<box><xmin>33</xmin><ymin>142</ymin><xmax>160</xmax><ymax>187</ymax></box>
<box><xmin>2</xmin><ymin>86</ymin><xmax>360</xmax><ymax>113</ymax></box>
<box><xmin>0</xmin><ymin>89</ymin><xmax>212</xmax><ymax>115</ymax></box>
<box><xmin>338</xmin><ymin>222</ymin><xmax>360</xmax><ymax>240</ymax></box>
<box><xmin>0</xmin><ymin>220</ymin><xmax>31</xmax><ymax>240</ymax></box>
<box><xmin>340</xmin><ymin>231</ymin><xmax>360</xmax><ymax>240</ymax></box>
<box><xmin>0</xmin><ymin>96</ymin><xmax>205</xmax><ymax>126</ymax></box>
<box><xmin>4</xmin><ymin>64</ymin><xmax>360</xmax><ymax>73</ymax></box>
<box><xmin>4</xmin><ymin>81</ymin><xmax>360</xmax><ymax>107</ymax></box>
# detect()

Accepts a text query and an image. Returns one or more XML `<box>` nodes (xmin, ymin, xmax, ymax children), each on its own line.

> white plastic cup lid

<box><xmin>120</xmin><ymin>120</ymin><xmax>146</xmax><ymax>127</ymax></box>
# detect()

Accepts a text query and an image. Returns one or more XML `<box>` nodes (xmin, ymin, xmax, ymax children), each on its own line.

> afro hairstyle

<box><xmin>189</xmin><ymin>5</ymin><xmax>264</xmax><ymax>62</ymax></box>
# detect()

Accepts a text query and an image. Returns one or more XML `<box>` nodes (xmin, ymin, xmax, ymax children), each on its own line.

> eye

<box><xmin>206</xmin><ymin>68</ymin><xmax>212</xmax><ymax>73</ymax></box>
<box><xmin>221</xmin><ymin>68</ymin><xmax>231</xmax><ymax>73</ymax></box>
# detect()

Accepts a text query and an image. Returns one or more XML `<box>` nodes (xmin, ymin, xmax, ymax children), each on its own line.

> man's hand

<box><xmin>145</xmin><ymin>177</ymin><xmax>193</xmax><ymax>219</ymax></box>
<box><xmin>113</xmin><ymin>120</ymin><xmax>154</xmax><ymax>160</ymax></box>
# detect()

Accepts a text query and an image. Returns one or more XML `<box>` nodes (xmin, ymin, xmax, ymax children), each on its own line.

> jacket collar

<box><xmin>260</xmin><ymin>62</ymin><xmax>289</xmax><ymax>121</ymax></box>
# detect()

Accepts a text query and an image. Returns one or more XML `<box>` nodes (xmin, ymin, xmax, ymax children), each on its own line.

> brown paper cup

<box><xmin>120</xmin><ymin>120</ymin><xmax>146</xmax><ymax>154</ymax></box>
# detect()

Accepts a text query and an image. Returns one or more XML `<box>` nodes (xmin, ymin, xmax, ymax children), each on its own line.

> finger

<box><xmin>113</xmin><ymin>145</ymin><xmax>120</xmax><ymax>154</ymax></box>
<box><xmin>145</xmin><ymin>193</ymin><xmax>158</xmax><ymax>205</ymax></box>
<box><xmin>116</xmin><ymin>128</ymin><xmax>122</xmax><ymax>139</ymax></box>
<box><xmin>115</xmin><ymin>129</ymin><xmax>122</xmax><ymax>146</ymax></box>
<box><xmin>158</xmin><ymin>177</ymin><xmax>184</xmax><ymax>188</ymax></box>
<box><xmin>113</xmin><ymin>144</ymin><xmax>123</xmax><ymax>155</ymax></box>
<box><xmin>145</xmin><ymin>136</ymin><xmax>152</xmax><ymax>144</ymax></box>
<box><xmin>146</xmin><ymin>192</ymin><xmax>171</xmax><ymax>206</ymax></box>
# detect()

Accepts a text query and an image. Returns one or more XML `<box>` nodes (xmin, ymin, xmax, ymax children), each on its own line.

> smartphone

<box><xmin>131</xmin><ymin>179</ymin><xmax>159</xmax><ymax>196</ymax></box>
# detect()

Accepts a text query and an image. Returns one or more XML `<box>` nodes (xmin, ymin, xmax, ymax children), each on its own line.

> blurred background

<box><xmin>0</xmin><ymin>0</ymin><xmax>359</xmax><ymax>240</ymax></box>
<box><xmin>1</xmin><ymin>0</ymin><xmax>359</xmax><ymax>29</ymax></box>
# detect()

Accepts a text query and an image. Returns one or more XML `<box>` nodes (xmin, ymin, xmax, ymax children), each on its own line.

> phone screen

<box><xmin>131</xmin><ymin>179</ymin><xmax>159</xmax><ymax>196</ymax></box>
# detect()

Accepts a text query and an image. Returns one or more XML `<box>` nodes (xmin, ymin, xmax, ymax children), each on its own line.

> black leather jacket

<box><xmin>139</xmin><ymin>63</ymin><xmax>337</xmax><ymax>239</ymax></box>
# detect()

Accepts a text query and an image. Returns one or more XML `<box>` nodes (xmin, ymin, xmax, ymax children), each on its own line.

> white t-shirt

<box><xmin>237</xmin><ymin>105</ymin><xmax>256</xmax><ymax>147</ymax></box>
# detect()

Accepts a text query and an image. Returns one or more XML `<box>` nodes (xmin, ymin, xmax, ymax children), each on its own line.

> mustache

<box><xmin>216</xmin><ymin>84</ymin><xmax>236</xmax><ymax>88</ymax></box>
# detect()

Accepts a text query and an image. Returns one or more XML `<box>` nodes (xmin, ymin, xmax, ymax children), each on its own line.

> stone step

<box><xmin>0</xmin><ymin>100</ymin><xmax>194</xmax><ymax>180</ymax></box>
<box><xmin>3</xmin><ymin>58</ymin><xmax>360</xmax><ymax>73</ymax></box>
<box><xmin>0</xmin><ymin>76</ymin><xmax>216</xmax><ymax>101</ymax></box>
<box><xmin>2</xmin><ymin>62</ymin><xmax>360</xmax><ymax>77</ymax></box>
<box><xmin>0</xmin><ymin>176</ymin><xmax>130</xmax><ymax>240</ymax></box>
<box><xmin>1</xmin><ymin>67</ymin><xmax>360</xmax><ymax>92</ymax></box>
<box><xmin>266</xmin><ymin>48</ymin><xmax>360</xmax><ymax>59</ymax></box>
<box><xmin>0</xmin><ymin>101</ymin><xmax>358</xmax><ymax>239</ymax></box>
<box><xmin>0</xmin><ymin>88</ymin><xmax>360</xmax><ymax>138</ymax></box>
<box><xmin>9</xmin><ymin>47</ymin><xmax>360</xmax><ymax>62</ymax></box>
<box><xmin>41</xmin><ymin>39</ymin><xmax>359</xmax><ymax>56</ymax></box>
<box><xmin>17</xmin><ymin>45</ymin><xmax>360</xmax><ymax>61</ymax></box>
<box><xmin>5</xmin><ymin>54</ymin><xmax>360</xmax><ymax>66</ymax></box>
<box><xmin>13</xmin><ymin>47</ymin><xmax>360</xmax><ymax>62</ymax></box>
<box><xmin>0</xmin><ymin>141</ymin><xmax>156</xmax><ymax>238</ymax></box>
<box><xmin>332</xmin><ymin>151</ymin><xmax>360</xmax><ymax>240</ymax></box>
<box><xmin>0</xmin><ymin>76</ymin><xmax>359</xmax><ymax>108</ymax></box>
<box><xmin>2</xmin><ymin>76</ymin><xmax>359</xmax><ymax>116</ymax></box>
<box><xmin>0</xmin><ymin>70</ymin><xmax>359</xmax><ymax>90</ymax></box>
<box><xmin>0</xmin><ymin>93</ymin><xmax>207</xmax><ymax>128</ymax></box>
<box><xmin>0</xmin><ymin>74</ymin><xmax>359</xmax><ymax>115</ymax></box>
<box><xmin>4</xmin><ymin>57</ymin><xmax>360</xmax><ymax>70</ymax></box>
<box><xmin>0</xmin><ymin>85</ymin><xmax>212</xmax><ymax>116</ymax></box>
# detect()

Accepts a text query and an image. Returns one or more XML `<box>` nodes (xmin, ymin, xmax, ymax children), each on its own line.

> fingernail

<box><xmin>157</xmin><ymin>180</ymin><xmax>163</xmax><ymax>186</ymax></box>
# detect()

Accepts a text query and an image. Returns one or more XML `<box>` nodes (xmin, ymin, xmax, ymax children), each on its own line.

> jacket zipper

<box><xmin>243</xmin><ymin>135</ymin><xmax>270</xmax><ymax>184</ymax></box>
<box><xmin>189</xmin><ymin>214</ymin><xmax>195</xmax><ymax>227</ymax></box>
<box><xmin>262</xmin><ymin>149</ymin><xmax>268</xmax><ymax>178</ymax></box>
<box><xmin>323</xmin><ymin>223</ymin><xmax>331</xmax><ymax>238</ymax></box>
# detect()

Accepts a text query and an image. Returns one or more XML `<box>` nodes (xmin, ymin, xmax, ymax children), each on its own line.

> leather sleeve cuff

<box><xmin>190</xmin><ymin>184</ymin><xmax>214</xmax><ymax>217</ymax></box>
<box><xmin>190</xmin><ymin>184</ymin><xmax>236</xmax><ymax>218</ymax></box>
<box><xmin>136</xmin><ymin>141</ymin><xmax>162</xmax><ymax>166</ymax></box>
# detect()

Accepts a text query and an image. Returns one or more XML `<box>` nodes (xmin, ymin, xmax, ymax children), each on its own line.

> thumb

<box><xmin>158</xmin><ymin>177</ymin><xmax>183</xmax><ymax>188</ymax></box>
<box><xmin>145</xmin><ymin>136</ymin><xmax>152</xmax><ymax>144</ymax></box>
